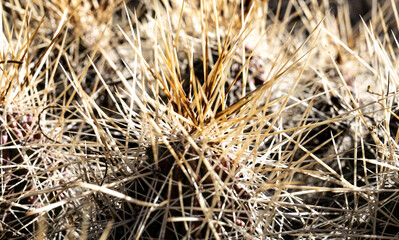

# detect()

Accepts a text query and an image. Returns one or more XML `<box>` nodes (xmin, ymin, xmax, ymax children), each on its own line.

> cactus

<box><xmin>1</xmin><ymin>0</ymin><xmax>399</xmax><ymax>239</ymax></box>
<box><xmin>0</xmin><ymin>110</ymin><xmax>42</xmax><ymax>238</ymax></box>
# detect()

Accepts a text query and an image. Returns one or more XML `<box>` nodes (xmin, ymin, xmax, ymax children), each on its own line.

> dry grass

<box><xmin>1</xmin><ymin>0</ymin><xmax>399</xmax><ymax>239</ymax></box>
